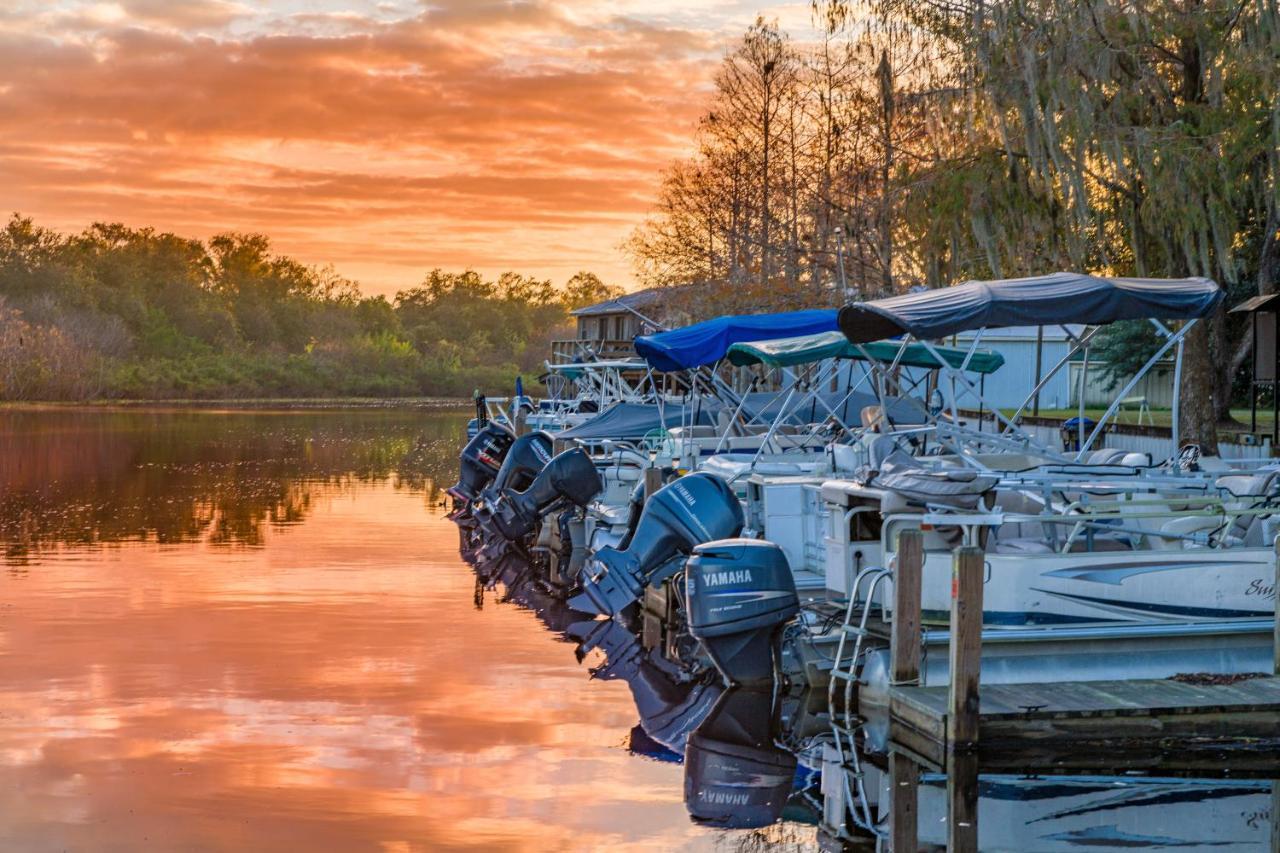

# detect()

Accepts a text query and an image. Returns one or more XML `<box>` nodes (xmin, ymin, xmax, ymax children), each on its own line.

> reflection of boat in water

<box><xmin>881</xmin><ymin>768</ymin><xmax>1274</xmax><ymax>851</ymax></box>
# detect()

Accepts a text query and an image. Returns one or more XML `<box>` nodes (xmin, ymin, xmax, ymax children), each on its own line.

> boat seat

<box><xmin>1215</xmin><ymin>469</ymin><xmax>1280</xmax><ymax>547</ymax></box>
<box><xmin>991</xmin><ymin>537</ymin><xmax>1055</xmax><ymax>555</ymax></box>
<box><xmin>1083</xmin><ymin>448</ymin><xmax>1130</xmax><ymax>465</ymax></box>
<box><xmin>1066</xmin><ymin>534</ymin><xmax>1133</xmax><ymax>552</ymax></box>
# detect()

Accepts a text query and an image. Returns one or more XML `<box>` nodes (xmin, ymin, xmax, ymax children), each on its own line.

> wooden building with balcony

<box><xmin>551</xmin><ymin>286</ymin><xmax>688</xmax><ymax>364</ymax></box>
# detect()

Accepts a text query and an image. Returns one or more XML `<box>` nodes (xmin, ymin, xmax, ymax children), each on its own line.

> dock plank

<box><xmin>888</xmin><ymin>675</ymin><xmax>1280</xmax><ymax>755</ymax></box>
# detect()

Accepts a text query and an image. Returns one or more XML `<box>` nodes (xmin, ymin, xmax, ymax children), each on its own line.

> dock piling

<box><xmin>887</xmin><ymin>751</ymin><xmax>919</xmax><ymax>852</ymax></box>
<box><xmin>643</xmin><ymin>466</ymin><xmax>663</xmax><ymax>502</ymax></box>
<box><xmin>947</xmin><ymin>545</ymin><xmax>985</xmax><ymax>750</ymax></box>
<box><xmin>890</xmin><ymin>529</ymin><xmax>923</xmax><ymax>686</ymax></box>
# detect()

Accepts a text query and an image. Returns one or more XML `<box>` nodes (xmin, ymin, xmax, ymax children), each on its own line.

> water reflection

<box><xmin>0</xmin><ymin>406</ymin><xmax>463</xmax><ymax>563</ymax></box>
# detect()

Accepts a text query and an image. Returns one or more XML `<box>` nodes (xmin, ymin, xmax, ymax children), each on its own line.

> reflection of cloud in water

<box><xmin>0</xmin><ymin>408</ymin><xmax>467</xmax><ymax>563</ymax></box>
<box><xmin>0</xmin><ymin>462</ymin><xmax>790</xmax><ymax>851</ymax></box>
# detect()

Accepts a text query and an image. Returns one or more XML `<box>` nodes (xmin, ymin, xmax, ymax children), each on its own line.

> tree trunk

<box><xmin>1179</xmin><ymin>317</ymin><xmax>1220</xmax><ymax>455</ymax></box>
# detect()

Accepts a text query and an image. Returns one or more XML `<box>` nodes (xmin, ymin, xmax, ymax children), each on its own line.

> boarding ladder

<box><xmin>823</xmin><ymin>562</ymin><xmax>893</xmax><ymax>842</ymax></box>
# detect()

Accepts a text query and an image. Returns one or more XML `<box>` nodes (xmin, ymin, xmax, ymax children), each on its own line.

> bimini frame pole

<box><xmin>1171</xmin><ymin>331</ymin><xmax>1185</xmax><ymax>455</ymax></box>
<box><xmin>1001</xmin><ymin>325</ymin><xmax>1104</xmax><ymax>436</ymax></box>
<box><xmin>1076</xmin><ymin>318</ymin><xmax>1196</xmax><ymax>459</ymax></box>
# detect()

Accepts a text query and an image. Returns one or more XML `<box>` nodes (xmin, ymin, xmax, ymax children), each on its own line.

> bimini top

<box><xmin>634</xmin><ymin>309</ymin><xmax>837</xmax><ymax>372</ymax></box>
<box><xmin>837</xmin><ymin>273</ymin><xmax>1223</xmax><ymax>344</ymax></box>
<box><xmin>725</xmin><ymin>331</ymin><xmax>1005</xmax><ymax>374</ymax></box>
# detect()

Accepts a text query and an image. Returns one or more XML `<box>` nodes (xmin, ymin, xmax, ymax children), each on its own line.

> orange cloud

<box><xmin>0</xmin><ymin>2</ymin><xmax>806</xmax><ymax>294</ymax></box>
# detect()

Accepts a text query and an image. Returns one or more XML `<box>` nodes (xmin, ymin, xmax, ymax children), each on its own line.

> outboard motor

<box><xmin>488</xmin><ymin>448</ymin><xmax>602</xmax><ymax>541</ymax></box>
<box><xmin>687</xmin><ymin>539</ymin><xmax>799</xmax><ymax>687</ymax></box>
<box><xmin>570</xmin><ymin>473</ymin><xmax>744</xmax><ymax>617</ymax></box>
<box><xmin>472</xmin><ymin>431</ymin><xmax>554</xmax><ymax>529</ymax></box>
<box><xmin>684</xmin><ymin>687</ymin><xmax>797</xmax><ymax>829</ymax></box>
<box><xmin>448</xmin><ymin>422</ymin><xmax>515</xmax><ymax>514</ymax></box>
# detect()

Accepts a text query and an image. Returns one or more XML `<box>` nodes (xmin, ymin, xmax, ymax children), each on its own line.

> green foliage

<box><xmin>0</xmin><ymin>214</ymin><xmax>611</xmax><ymax>401</ymax></box>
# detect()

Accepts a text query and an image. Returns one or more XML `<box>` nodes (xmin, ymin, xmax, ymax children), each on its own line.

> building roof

<box><xmin>570</xmin><ymin>285</ymin><xmax>685</xmax><ymax>318</ymax></box>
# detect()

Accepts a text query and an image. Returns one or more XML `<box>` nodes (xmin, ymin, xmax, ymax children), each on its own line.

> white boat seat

<box><xmin>991</xmin><ymin>537</ymin><xmax>1055</xmax><ymax>555</ymax></box>
<box><xmin>1215</xmin><ymin>469</ymin><xmax>1280</xmax><ymax>547</ymax></box>
<box><xmin>1084</xmin><ymin>448</ymin><xmax>1130</xmax><ymax>465</ymax></box>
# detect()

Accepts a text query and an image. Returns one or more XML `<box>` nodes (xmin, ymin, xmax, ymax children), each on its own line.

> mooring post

<box><xmin>888</xmin><ymin>751</ymin><xmax>919</xmax><ymax>853</ymax></box>
<box><xmin>513</xmin><ymin>408</ymin><xmax>528</xmax><ymax>436</ymax></box>
<box><xmin>946</xmin><ymin>750</ymin><xmax>980</xmax><ymax>852</ymax></box>
<box><xmin>891</xmin><ymin>529</ymin><xmax>923</xmax><ymax>685</ymax></box>
<box><xmin>643</xmin><ymin>465</ymin><xmax>663</xmax><ymax>502</ymax></box>
<box><xmin>1273</xmin><ymin>535</ymin><xmax>1280</xmax><ymax>676</ymax></box>
<box><xmin>948</xmin><ymin>545</ymin><xmax>984</xmax><ymax>750</ymax></box>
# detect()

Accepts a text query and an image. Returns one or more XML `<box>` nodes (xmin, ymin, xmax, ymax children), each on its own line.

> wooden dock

<box><xmin>881</xmin><ymin>534</ymin><xmax>1280</xmax><ymax>761</ymax></box>
<box><xmin>890</xmin><ymin>674</ymin><xmax>1280</xmax><ymax>767</ymax></box>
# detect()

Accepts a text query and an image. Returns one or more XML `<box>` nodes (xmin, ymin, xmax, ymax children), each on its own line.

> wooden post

<box><xmin>947</xmin><ymin>545</ymin><xmax>985</xmax><ymax>749</ymax></box>
<box><xmin>888</xmin><ymin>751</ymin><xmax>919</xmax><ymax>853</ymax></box>
<box><xmin>513</xmin><ymin>408</ymin><xmax>528</xmax><ymax>436</ymax></box>
<box><xmin>946</xmin><ymin>750</ymin><xmax>980</xmax><ymax>853</ymax></box>
<box><xmin>643</xmin><ymin>466</ymin><xmax>663</xmax><ymax>502</ymax></box>
<box><xmin>891</xmin><ymin>529</ymin><xmax>923</xmax><ymax>686</ymax></box>
<box><xmin>1273</xmin><ymin>535</ymin><xmax>1280</xmax><ymax>675</ymax></box>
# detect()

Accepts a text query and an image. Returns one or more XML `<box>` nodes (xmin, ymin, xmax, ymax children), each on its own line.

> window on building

<box><xmin>613</xmin><ymin>315</ymin><xmax>626</xmax><ymax>340</ymax></box>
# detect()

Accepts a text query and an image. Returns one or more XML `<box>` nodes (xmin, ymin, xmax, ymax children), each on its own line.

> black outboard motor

<box><xmin>570</xmin><ymin>473</ymin><xmax>744</xmax><ymax>617</ymax></box>
<box><xmin>684</xmin><ymin>687</ymin><xmax>797</xmax><ymax>829</ymax></box>
<box><xmin>448</xmin><ymin>422</ymin><xmax>515</xmax><ymax>514</ymax></box>
<box><xmin>488</xmin><ymin>448</ymin><xmax>602</xmax><ymax>541</ymax></box>
<box><xmin>687</xmin><ymin>539</ymin><xmax>799</xmax><ymax>687</ymax></box>
<box><xmin>472</xmin><ymin>431</ymin><xmax>554</xmax><ymax>529</ymax></box>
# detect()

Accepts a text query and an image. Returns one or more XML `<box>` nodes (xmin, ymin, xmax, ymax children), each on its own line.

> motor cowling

<box><xmin>687</xmin><ymin>539</ymin><xmax>799</xmax><ymax>687</ymax></box>
<box><xmin>448</xmin><ymin>422</ymin><xmax>515</xmax><ymax>508</ymax></box>
<box><xmin>472</xmin><ymin>431</ymin><xmax>553</xmax><ymax>529</ymax></box>
<box><xmin>489</xmin><ymin>448</ymin><xmax>603</xmax><ymax>541</ymax></box>
<box><xmin>570</xmin><ymin>473</ymin><xmax>744</xmax><ymax>617</ymax></box>
<box><xmin>684</xmin><ymin>687</ymin><xmax>797</xmax><ymax>829</ymax></box>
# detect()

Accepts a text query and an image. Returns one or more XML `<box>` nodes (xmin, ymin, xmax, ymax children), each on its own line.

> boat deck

<box><xmin>890</xmin><ymin>674</ymin><xmax>1280</xmax><ymax>766</ymax></box>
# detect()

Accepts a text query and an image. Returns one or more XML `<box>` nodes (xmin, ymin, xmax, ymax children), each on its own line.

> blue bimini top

<box><xmin>634</xmin><ymin>309</ymin><xmax>838</xmax><ymax>372</ymax></box>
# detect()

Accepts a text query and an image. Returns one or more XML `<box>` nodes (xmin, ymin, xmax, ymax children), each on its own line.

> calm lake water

<box><xmin>0</xmin><ymin>407</ymin><xmax>817</xmax><ymax>852</ymax></box>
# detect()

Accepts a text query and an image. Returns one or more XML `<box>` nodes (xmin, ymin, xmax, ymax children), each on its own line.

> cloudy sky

<box><xmin>0</xmin><ymin>1</ymin><xmax>812</xmax><ymax>295</ymax></box>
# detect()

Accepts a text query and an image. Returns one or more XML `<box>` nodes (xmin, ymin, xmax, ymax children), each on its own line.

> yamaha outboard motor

<box><xmin>489</xmin><ymin>448</ymin><xmax>602</xmax><ymax>541</ymax></box>
<box><xmin>448</xmin><ymin>422</ymin><xmax>515</xmax><ymax>515</ymax></box>
<box><xmin>573</xmin><ymin>618</ymin><xmax>722</xmax><ymax>752</ymax></box>
<box><xmin>570</xmin><ymin>473</ymin><xmax>744</xmax><ymax>617</ymax></box>
<box><xmin>687</xmin><ymin>539</ymin><xmax>799</xmax><ymax>687</ymax></box>
<box><xmin>684</xmin><ymin>687</ymin><xmax>797</xmax><ymax>829</ymax></box>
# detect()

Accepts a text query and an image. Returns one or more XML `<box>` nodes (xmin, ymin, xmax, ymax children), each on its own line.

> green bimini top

<box><xmin>724</xmin><ymin>331</ymin><xmax>1005</xmax><ymax>374</ymax></box>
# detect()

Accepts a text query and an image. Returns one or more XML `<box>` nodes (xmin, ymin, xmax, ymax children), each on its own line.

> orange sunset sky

<box><xmin>1</xmin><ymin>1</ymin><xmax>813</xmax><ymax>295</ymax></box>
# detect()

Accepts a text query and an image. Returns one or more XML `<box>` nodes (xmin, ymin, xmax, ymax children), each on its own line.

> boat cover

<box><xmin>725</xmin><ymin>331</ymin><xmax>1005</xmax><ymax>374</ymax></box>
<box><xmin>635</xmin><ymin>309</ymin><xmax>837</xmax><ymax>372</ymax></box>
<box><xmin>838</xmin><ymin>273</ymin><xmax>1223</xmax><ymax>344</ymax></box>
<box><xmin>554</xmin><ymin>402</ymin><xmax>718</xmax><ymax>440</ymax></box>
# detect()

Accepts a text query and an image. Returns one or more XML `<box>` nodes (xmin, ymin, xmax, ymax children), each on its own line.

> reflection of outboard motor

<box><xmin>687</xmin><ymin>540</ymin><xmax>799</xmax><ymax>687</ymax></box>
<box><xmin>489</xmin><ymin>448</ymin><xmax>602</xmax><ymax>541</ymax></box>
<box><xmin>571</xmin><ymin>473</ymin><xmax>744</xmax><ymax>617</ymax></box>
<box><xmin>573</xmin><ymin>618</ymin><xmax>723</xmax><ymax>753</ymax></box>
<box><xmin>449</xmin><ymin>422</ymin><xmax>515</xmax><ymax>512</ymax></box>
<box><xmin>684</xmin><ymin>687</ymin><xmax>797</xmax><ymax>829</ymax></box>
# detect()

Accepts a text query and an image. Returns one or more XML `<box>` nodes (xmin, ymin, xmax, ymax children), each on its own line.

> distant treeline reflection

<box><xmin>0</xmin><ymin>408</ymin><xmax>467</xmax><ymax>564</ymax></box>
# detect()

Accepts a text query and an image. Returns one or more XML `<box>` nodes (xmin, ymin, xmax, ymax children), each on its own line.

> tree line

<box><xmin>0</xmin><ymin>215</ymin><xmax>620</xmax><ymax>401</ymax></box>
<box><xmin>628</xmin><ymin>0</ymin><xmax>1279</xmax><ymax>450</ymax></box>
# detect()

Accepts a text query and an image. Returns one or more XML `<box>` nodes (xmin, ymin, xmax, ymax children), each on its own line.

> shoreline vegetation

<box><xmin>0</xmin><ymin>215</ymin><xmax>621</xmax><ymax>403</ymax></box>
<box><xmin>0</xmin><ymin>398</ymin><xmax>472</xmax><ymax>412</ymax></box>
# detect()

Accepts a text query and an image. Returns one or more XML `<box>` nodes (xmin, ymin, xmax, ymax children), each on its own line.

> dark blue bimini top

<box><xmin>634</xmin><ymin>309</ymin><xmax>838</xmax><ymax>372</ymax></box>
<box><xmin>838</xmin><ymin>273</ymin><xmax>1223</xmax><ymax>344</ymax></box>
